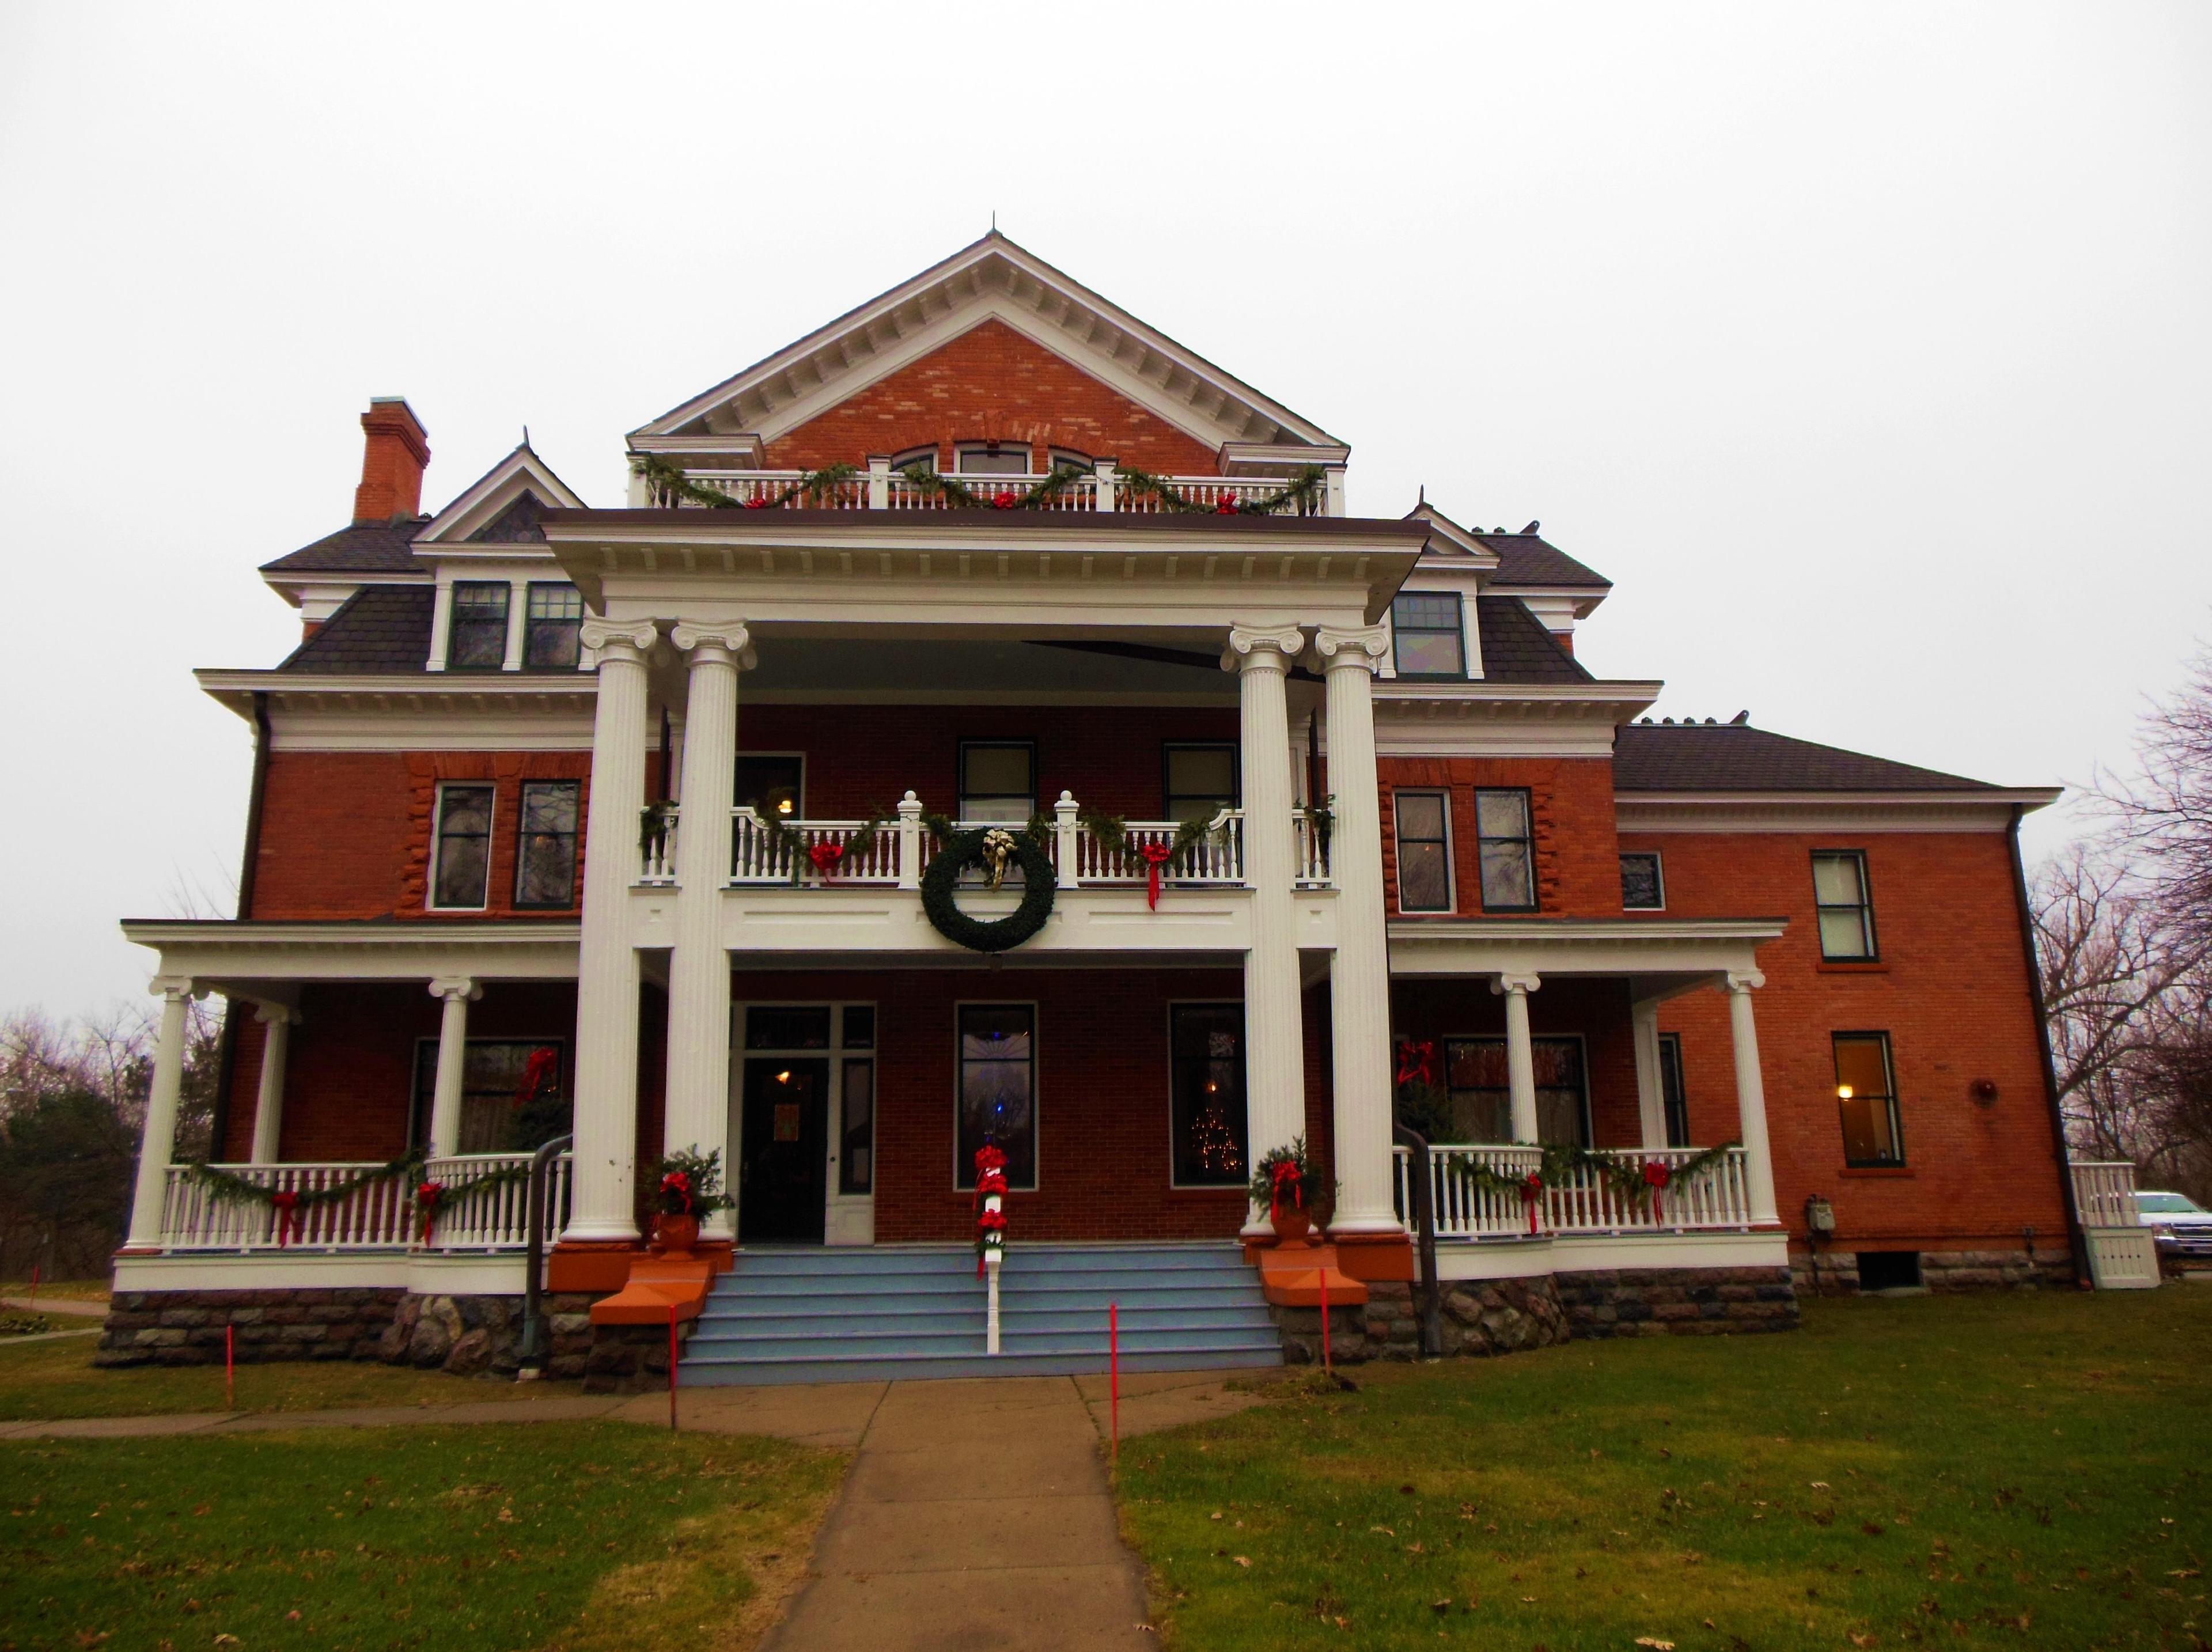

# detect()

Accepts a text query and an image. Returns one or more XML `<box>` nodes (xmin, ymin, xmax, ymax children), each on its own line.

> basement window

<box><xmin>1855</xmin><ymin>1250</ymin><xmax>1923</xmax><ymax>1291</ymax></box>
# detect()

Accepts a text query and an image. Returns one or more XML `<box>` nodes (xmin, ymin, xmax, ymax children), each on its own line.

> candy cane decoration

<box><xmin>974</xmin><ymin>1145</ymin><xmax>1009</xmax><ymax>1353</ymax></box>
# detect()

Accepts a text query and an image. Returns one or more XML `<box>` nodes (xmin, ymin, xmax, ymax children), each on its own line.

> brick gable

<box><xmin>764</xmin><ymin>318</ymin><xmax>1220</xmax><ymax>475</ymax></box>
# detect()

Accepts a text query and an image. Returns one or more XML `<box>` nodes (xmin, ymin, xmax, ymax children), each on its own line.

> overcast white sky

<box><xmin>2</xmin><ymin>3</ymin><xmax>2207</xmax><ymax>1018</ymax></box>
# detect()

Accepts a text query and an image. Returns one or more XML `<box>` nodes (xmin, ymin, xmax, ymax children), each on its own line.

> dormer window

<box><xmin>524</xmin><ymin>583</ymin><xmax>584</xmax><ymax>670</ymax></box>
<box><xmin>956</xmin><ymin>442</ymin><xmax>1032</xmax><ymax>476</ymax></box>
<box><xmin>447</xmin><ymin>582</ymin><xmax>510</xmax><ymax>670</ymax></box>
<box><xmin>1391</xmin><ymin>593</ymin><xmax>1465</xmax><ymax>679</ymax></box>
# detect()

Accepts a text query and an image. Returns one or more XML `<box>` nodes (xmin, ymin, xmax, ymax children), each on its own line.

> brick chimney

<box><xmin>351</xmin><ymin>397</ymin><xmax>431</xmax><ymax>524</ymax></box>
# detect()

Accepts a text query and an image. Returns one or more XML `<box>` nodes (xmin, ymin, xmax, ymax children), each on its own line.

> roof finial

<box><xmin>991</xmin><ymin>209</ymin><xmax>997</xmax><ymax>232</ymax></box>
<box><xmin>1417</xmin><ymin>483</ymin><xmax>1426</xmax><ymax>505</ymax></box>
<box><xmin>521</xmin><ymin>425</ymin><xmax>531</xmax><ymax>450</ymax></box>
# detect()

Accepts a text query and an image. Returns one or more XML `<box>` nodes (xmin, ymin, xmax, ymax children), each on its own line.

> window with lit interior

<box><xmin>1393</xmin><ymin>791</ymin><xmax>1453</xmax><ymax>912</ymax></box>
<box><xmin>1834</xmin><ymin>1031</ymin><xmax>1904</xmax><ymax>1166</ymax></box>
<box><xmin>957</xmin><ymin>1005</ymin><xmax>1036</xmax><ymax>1190</ymax></box>
<box><xmin>1170</xmin><ymin>1004</ymin><xmax>1248</xmax><ymax>1185</ymax></box>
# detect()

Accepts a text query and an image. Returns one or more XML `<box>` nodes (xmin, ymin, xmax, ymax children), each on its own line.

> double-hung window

<box><xmin>1390</xmin><ymin>592</ymin><xmax>1465</xmax><ymax>677</ymax></box>
<box><xmin>959</xmin><ymin>741</ymin><xmax>1035</xmax><ymax>823</ymax></box>
<box><xmin>431</xmin><ymin>784</ymin><xmax>495</xmax><ymax>910</ymax></box>
<box><xmin>513</xmin><ymin>780</ymin><xmax>580</xmax><ymax>908</ymax></box>
<box><xmin>1169</xmin><ymin>1004</ymin><xmax>1248</xmax><ymax>1186</ymax></box>
<box><xmin>523</xmin><ymin>583</ymin><xmax>584</xmax><ymax>669</ymax></box>
<box><xmin>1474</xmin><ymin>789</ymin><xmax>1536</xmax><ymax>911</ymax></box>
<box><xmin>1443</xmin><ymin>1035</ymin><xmax>1590</xmax><ymax>1146</ymax></box>
<box><xmin>1393</xmin><ymin>791</ymin><xmax>1453</xmax><ymax>913</ymax></box>
<box><xmin>957</xmin><ymin>1004</ymin><xmax>1037</xmax><ymax>1189</ymax></box>
<box><xmin>1620</xmin><ymin>850</ymin><xmax>1666</xmax><ymax>911</ymax></box>
<box><xmin>1813</xmin><ymin>851</ymin><xmax>1878</xmax><ymax>960</ymax></box>
<box><xmin>956</xmin><ymin>442</ymin><xmax>1031</xmax><ymax>476</ymax></box>
<box><xmin>1834</xmin><ymin>1032</ymin><xmax>1904</xmax><ymax>1165</ymax></box>
<box><xmin>1164</xmin><ymin>743</ymin><xmax>1238</xmax><ymax>824</ymax></box>
<box><xmin>410</xmin><ymin>1039</ymin><xmax>566</xmax><ymax>1154</ymax></box>
<box><xmin>447</xmin><ymin>582</ymin><xmax>510</xmax><ymax>670</ymax></box>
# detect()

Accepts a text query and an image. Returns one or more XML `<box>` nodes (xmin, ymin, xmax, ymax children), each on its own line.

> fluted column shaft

<box><xmin>565</xmin><ymin>619</ymin><xmax>657</xmax><ymax>1242</ymax></box>
<box><xmin>666</xmin><ymin>623</ymin><xmax>753</xmax><ymax>1241</ymax></box>
<box><xmin>426</xmin><ymin>977</ymin><xmax>479</xmax><ymax>1158</ymax></box>
<box><xmin>1727</xmin><ymin>971</ymin><xmax>1781</xmax><ymax>1223</ymax></box>
<box><xmin>1224</xmin><ymin>625</ymin><xmax>1307</xmax><ymax>1235</ymax></box>
<box><xmin>1631</xmin><ymin>998</ymin><xmax>1668</xmax><ymax>1149</ymax></box>
<box><xmin>248</xmin><ymin>1005</ymin><xmax>295</xmax><ymax>1165</ymax></box>
<box><xmin>1315</xmin><ymin>624</ymin><xmax>1399</xmax><ymax>1234</ymax></box>
<box><xmin>1497</xmin><ymin>973</ymin><xmax>1541</xmax><ymax>1143</ymax></box>
<box><xmin>124</xmin><ymin>979</ymin><xmax>196</xmax><ymax>1249</ymax></box>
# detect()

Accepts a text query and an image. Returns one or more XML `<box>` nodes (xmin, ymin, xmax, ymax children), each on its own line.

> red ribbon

<box><xmin>743</xmin><ymin>492</ymin><xmax>777</xmax><ymax>509</ymax></box>
<box><xmin>1394</xmin><ymin>1039</ymin><xmax>1436</xmax><ymax>1088</ymax></box>
<box><xmin>1642</xmin><ymin>1159</ymin><xmax>1671</xmax><ymax>1223</ymax></box>
<box><xmin>270</xmin><ymin>1189</ymin><xmax>300</xmax><ymax>1249</ymax></box>
<box><xmin>515</xmin><ymin>1045</ymin><xmax>559</xmax><ymax>1108</ymax></box>
<box><xmin>415</xmin><ymin>1180</ymin><xmax>444</xmax><ymax>1246</ymax></box>
<box><xmin>991</xmin><ymin>490</ymin><xmax>1020</xmax><ymax>509</ymax></box>
<box><xmin>808</xmin><ymin>842</ymin><xmax>844</xmax><ymax>879</ymax></box>
<box><xmin>976</xmin><ymin>1205</ymin><xmax>1007</xmax><ymax>1278</ymax></box>
<box><xmin>1521</xmin><ymin>1172</ymin><xmax>1544</xmax><ymax>1236</ymax></box>
<box><xmin>1269</xmin><ymin>1160</ymin><xmax>1304</xmax><ymax>1224</ymax></box>
<box><xmin>1140</xmin><ymin>841</ymin><xmax>1174</xmax><ymax>910</ymax></box>
<box><xmin>661</xmin><ymin>1170</ymin><xmax>694</xmax><ymax>1214</ymax></box>
<box><xmin>1214</xmin><ymin>495</ymin><xmax>1240</xmax><ymax>514</ymax></box>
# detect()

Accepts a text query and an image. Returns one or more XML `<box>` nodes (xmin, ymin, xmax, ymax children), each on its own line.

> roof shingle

<box><xmin>1612</xmin><ymin>722</ymin><xmax>1997</xmax><ymax>793</ymax></box>
<box><xmin>277</xmin><ymin>586</ymin><xmax>435</xmax><ymax>673</ymax></box>
<box><xmin>260</xmin><ymin>518</ymin><xmax>427</xmax><ymax>576</ymax></box>
<box><xmin>1473</xmin><ymin>532</ymin><xmax>1611</xmax><ymax>590</ymax></box>
<box><xmin>1474</xmin><ymin>596</ymin><xmax>1594</xmax><ymax>684</ymax></box>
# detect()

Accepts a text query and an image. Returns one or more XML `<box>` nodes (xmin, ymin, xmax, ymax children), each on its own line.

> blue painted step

<box><xmin>680</xmin><ymin>1241</ymin><xmax>1285</xmax><ymax>1386</ymax></box>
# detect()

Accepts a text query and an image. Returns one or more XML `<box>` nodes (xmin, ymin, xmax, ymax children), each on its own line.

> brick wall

<box><xmin>248</xmin><ymin>751</ymin><xmax>591</xmax><ymax>920</ymax></box>
<box><xmin>1620</xmin><ymin>828</ymin><xmax>2069</xmax><ymax>1253</ymax></box>
<box><xmin>764</xmin><ymin>319</ymin><xmax>1221</xmax><ymax>476</ymax></box>
<box><xmin>1377</xmin><ymin>757</ymin><xmax>1622</xmax><ymax>918</ymax></box>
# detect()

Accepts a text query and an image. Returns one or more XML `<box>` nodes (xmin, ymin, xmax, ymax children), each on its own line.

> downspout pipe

<box><xmin>2006</xmin><ymin>804</ymin><xmax>2090</xmax><ymax>1288</ymax></box>
<box><xmin>209</xmin><ymin>690</ymin><xmax>274</xmax><ymax>1161</ymax></box>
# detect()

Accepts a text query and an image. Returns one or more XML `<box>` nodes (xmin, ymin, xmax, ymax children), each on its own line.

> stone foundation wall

<box><xmin>582</xmin><ymin>1319</ymin><xmax>697</xmax><ymax>1393</ymax></box>
<box><xmin>374</xmin><ymin>1291</ymin><xmax>603</xmax><ymax>1378</ymax></box>
<box><xmin>96</xmin><ymin>1289</ymin><xmax>404</xmax><ymax>1367</ymax></box>
<box><xmin>1555</xmin><ymin>1266</ymin><xmax>1798</xmax><ymax>1337</ymax></box>
<box><xmin>1791</xmin><ymin>1245</ymin><xmax>2074</xmax><ymax>1296</ymax></box>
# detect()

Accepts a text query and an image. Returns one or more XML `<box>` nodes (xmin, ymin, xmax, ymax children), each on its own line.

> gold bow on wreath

<box><xmin>981</xmin><ymin>828</ymin><xmax>1020</xmax><ymax>892</ymax></box>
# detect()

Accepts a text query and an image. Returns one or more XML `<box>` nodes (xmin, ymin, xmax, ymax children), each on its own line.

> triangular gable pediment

<box><xmin>414</xmin><ymin>445</ymin><xmax>588</xmax><ymax>548</ymax></box>
<box><xmin>1403</xmin><ymin>501</ymin><xmax>1501</xmax><ymax>569</ymax></box>
<box><xmin>630</xmin><ymin>232</ymin><xmax>1346</xmax><ymax>461</ymax></box>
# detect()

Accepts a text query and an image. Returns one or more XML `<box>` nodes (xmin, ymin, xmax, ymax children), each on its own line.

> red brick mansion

<box><xmin>105</xmin><ymin>236</ymin><xmax>2084</xmax><ymax>1381</ymax></box>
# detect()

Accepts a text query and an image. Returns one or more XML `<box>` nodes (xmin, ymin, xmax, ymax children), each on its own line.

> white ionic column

<box><xmin>1223</xmin><ymin>624</ymin><xmax>1309</xmax><ymax>1236</ymax></box>
<box><xmin>1313</xmin><ymin>623</ymin><xmax>1399</xmax><ymax>1234</ymax></box>
<box><xmin>1631</xmin><ymin>999</ymin><xmax>1667</xmax><ymax>1150</ymax></box>
<box><xmin>1494</xmin><ymin>972</ymin><xmax>1542</xmax><ymax>1143</ymax></box>
<box><xmin>248</xmin><ymin>1004</ymin><xmax>297</xmax><ymax>1165</ymax></box>
<box><xmin>1726</xmin><ymin>971</ymin><xmax>1781</xmax><ymax>1224</ymax></box>
<box><xmin>426</xmin><ymin>977</ymin><xmax>480</xmax><ymax>1158</ymax></box>
<box><xmin>565</xmin><ymin>617</ymin><xmax>659</xmax><ymax>1242</ymax></box>
<box><xmin>124</xmin><ymin>976</ymin><xmax>198</xmax><ymax>1250</ymax></box>
<box><xmin>666</xmin><ymin>622</ymin><xmax>753</xmax><ymax>1241</ymax></box>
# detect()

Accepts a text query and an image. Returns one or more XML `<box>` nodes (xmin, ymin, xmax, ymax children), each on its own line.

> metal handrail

<box><xmin>516</xmin><ymin>1132</ymin><xmax>574</xmax><ymax>1377</ymax></box>
<box><xmin>1393</xmin><ymin>1121</ymin><xmax>1442</xmax><ymax>1357</ymax></box>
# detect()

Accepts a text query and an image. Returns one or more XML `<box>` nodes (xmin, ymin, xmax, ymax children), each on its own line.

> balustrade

<box><xmin>645</xmin><ymin>468</ymin><xmax>1328</xmax><ymax>516</ymax></box>
<box><xmin>157</xmin><ymin>1153</ymin><xmax>572</xmax><ymax>1253</ymax></box>
<box><xmin>1391</xmin><ymin>1144</ymin><xmax>1754</xmax><ymax>1240</ymax></box>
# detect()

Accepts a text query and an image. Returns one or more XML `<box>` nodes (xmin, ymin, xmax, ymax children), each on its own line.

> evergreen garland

<box><xmin>1076</xmin><ymin>807</ymin><xmax>1217</xmax><ymax>873</ymax></box>
<box><xmin>182</xmin><ymin>1152</ymin><xmax>536</xmax><ymax>1238</ymax></box>
<box><xmin>896</xmin><ymin>461</ymin><xmax>1090</xmax><ymax>510</ymax></box>
<box><xmin>1436</xmin><ymin>1139</ymin><xmax>1740</xmax><ymax>1211</ymax></box>
<box><xmin>1114</xmin><ymin>463</ymin><xmax>1328</xmax><ymax>517</ymax></box>
<box><xmin>635</xmin><ymin>453</ymin><xmax>861</xmax><ymax>510</ymax></box>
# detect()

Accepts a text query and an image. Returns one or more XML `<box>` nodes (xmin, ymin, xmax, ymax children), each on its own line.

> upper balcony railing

<box><xmin>641</xmin><ymin>466</ymin><xmax>1340</xmax><ymax>517</ymax></box>
<box><xmin>638</xmin><ymin>792</ymin><xmax>1325</xmax><ymax>892</ymax></box>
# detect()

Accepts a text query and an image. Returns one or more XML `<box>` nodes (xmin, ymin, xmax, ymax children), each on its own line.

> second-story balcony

<box><xmin>637</xmin><ymin>791</ymin><xmax>1334</xmax><ymax>894</ymax></box>
<box><xmin>638</xmin><ymin>461</ymin><xmax>1342</xmax><ymax>517</ymax></box>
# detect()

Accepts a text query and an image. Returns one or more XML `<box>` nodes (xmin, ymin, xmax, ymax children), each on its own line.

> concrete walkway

<box><xmin>1</xmin><ymin>1364</ymin><xmax>1266</xmax><ymax>1651</ymax></box>
<box><xmin>1</xmin><ymin>1295</ymin><xmax>108</xmax><ymax>1317</ymax></box>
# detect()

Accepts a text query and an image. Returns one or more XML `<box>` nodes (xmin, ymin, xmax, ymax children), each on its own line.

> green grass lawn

<box><xmin>0</xmin><ymin>1280</ymin><xmax>111</xmax><ymax>1304</ymax></box>
<box><xmin>1116</xmin><ymin>1288</ymin><xmax>2211</xmax><ymax>1651</ymax></box>
<box><xmin>0</xmin><ymin>1335</ymin><xmax>567</xmax><ymax>1422</ymax></box>
<box><xmin>1</xmin><ymin>1420</ymin><xmax>847</xmax><ymax>1651</ymax></box>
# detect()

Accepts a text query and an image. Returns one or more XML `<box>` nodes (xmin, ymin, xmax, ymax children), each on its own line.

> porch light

<box><xmin>776</xmin><ymin>1070</ymin><xmax>791</xmax><ymax>1083</ymax></box>
<box><xmin>1836</xmin><ymin>1084</ymin><xmax>1854</xmax><ymax>1100</ymax></box>
<box><xmin>777</xmin><ymin>798</ymin><xmax>794</xmax><ymax>814</ymax></box>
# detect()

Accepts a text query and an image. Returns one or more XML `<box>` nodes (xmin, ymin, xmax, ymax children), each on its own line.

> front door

<box><xmin>739</xmin><ymin>1057</ymin><xmax>829</xmax><ymax>1242</ymax></box>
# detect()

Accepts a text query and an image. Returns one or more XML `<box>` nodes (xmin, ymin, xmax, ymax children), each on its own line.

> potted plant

<box><xmin>1249</xmin><ymin>1135</ymin><xmax>1326</xmax><ymax>1248</ymax></box>
<box><xmin>650</xmin><ymin>1147</ymin><xmax>734</xmax><ymax>1256</ymax></box>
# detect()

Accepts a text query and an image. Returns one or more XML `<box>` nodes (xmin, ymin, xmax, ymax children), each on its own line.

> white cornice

<box><xmin>1616</xmin><ymin>789</ymin><xmax>2062</xmax><ymax>835</ymax></box>
<box><xmin>1387</xmin><ymin>916</ymin><xmax>1789</xmax><ymax>983</ymax></box>
<box><xmin>1372</xmin><ymin>681</ymin><xmax>1660</xmax><ymax>758</ymax></box>
<box><xmin>122</xmin><ymin>920</ymin><xmax>582</xmax><ymax>986</ymax></box>
<box><xmin>627</xmin><ymin>234</ymin><xmax>1344</xmax><ymax>455</ymax></box>
<box><xmin>195</xmin><ymin>668</ymin><xmax>595</xmax><ymax>726</ymax></box>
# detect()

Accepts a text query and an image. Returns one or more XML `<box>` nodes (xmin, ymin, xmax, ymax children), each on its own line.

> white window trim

<box><xmin>1392</xmin><ymin>787</ymin><xmax>1457</xmax><ymax>915</ymax></box>
<box><xmin>427</xmin><ymin>780</ymin><xmax>496</xmax><ymax>912</ymax></box>
<box><xmin>1621</xmin><ymin>848</ymin><xmax>1667</xmax><ymax>912</ymax></box>
<box><xmin>955</xmin><ymin>998</ymin><xmax>1040</xmax><ymax>1192</ymax></box>
<box><xmin>1385</xmin><ymin>588</ymin><xmax>1476</xmax><ymax>682</ymax></box>
<box><xmin>1166</xmin><ymin>999</ymin><xmax>1250</xmax><ymax>1191</ymax></box>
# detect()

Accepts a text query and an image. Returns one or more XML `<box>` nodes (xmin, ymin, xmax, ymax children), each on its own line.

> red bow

<box><xmin>1394</xmin><ymin>1039</ymin><xmax>1436</xmax><ymax>1088</ymax></box>
<box><xmin>270</xmin><ymin>1189</ymin><xmax>300</xmax><ymax>1249</ymax></box>
<box><xmin>1269</xmin><ymin>1160</ymin><xmax>1304</xmax><ymax>1223</ymax></box>
<box><xmin>515</xmin><ymin>1046</ymin><xmax>559</xmax><ymax>1108</ymax></box>
<box><xmin>1642</xmin><ymin>1159</ymin><xmax>1671</xmax><ymax>1223</ymax></box>
<box><xmin>976</xmin><ymin>1202</ymin><xmax>1007</xmax><ymax>1278</ymax></box>
<box><xmin>743</xmin><ymin>493</ymin><xmax>775</xmax><ymax>509</ymax></box>
<box><xmin>991</xmin><ymin>490</ymin><xmax>1020</xmax><ymax>509</ymax></box>
<box><xmin>661</xmin><ymin>1170</ymin><xmax>693</xmax><ymax>1214</ymax></box>
<box><xmin>1521</xmin><ymin>1172</ymin><xmax>1544</xmax><ymax>1236</ymax></box>
<box><xmin>808</xmin><ymin>842</ymin><xmax>844</xmax><ymax>879</ymax></box>
<box><xmin>1140</xmin><ymin>840</ymin><xmax>1175</xmax><ymax>910</ymax></box>
<box><xmin>1214</xmin><ymin>495</ymin><xmax>1240</xmax><ymax>514</ymax></box>
<box><xmin>415</xmin><ymin>1180</ymin><xmax>444</xmax><ymax>1246</ymax></box>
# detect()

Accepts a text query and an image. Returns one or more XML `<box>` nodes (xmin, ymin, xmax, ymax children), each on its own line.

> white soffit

<box><xmin>629</xmin><ymin>233</ymin><xmax>1345</xmax><ymax>457</ymax></box>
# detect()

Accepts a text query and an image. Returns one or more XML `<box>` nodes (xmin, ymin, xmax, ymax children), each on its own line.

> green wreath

<box><xmin>920</xmin><ymin>828</ymin><xmax>1057</xmax><ymax>953</ymax></box>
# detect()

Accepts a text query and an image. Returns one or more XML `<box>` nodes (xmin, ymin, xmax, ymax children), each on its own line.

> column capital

<box><xmin>1725</xmin><ymin>969</ymin><xmax>1766</xmax><ymax>994</ymax></box>
<box><xmin>427</xmin><ymin>976</ymin><xmax>482</xmax><ymax>1003</ymax></box>
<box><xmin>149</xmin><ymin>974</ymin><xmax>202</xmax><ymax>1002</ymax></box>
<box><xmin>1221</xmin><ymin>623</ymin><xmax>1306</xmax><ymax>672</ymax></box>
<box><xmin>1491</xmin><ymin>971</ymin><xmax>1542</xmax><ymax>996</ymax></box>
<box><xmin>670</xmin><ymin>620</ymin><xmax>757</xmax><ymax>669</ymax></box>
<box><xmin>579</xmin><ymin>617</ymin><xmax>659</xmax><ymax>662</ymax></box>
<box><xmin>1311</xmin><ymin>624</ymin><xmax>1389</xmax><ymax>673</ymax></box>
<box><xmin>252</xmin><ymin>1002</ymin><xmax>301</xmax><ymax>1026</ymax></box>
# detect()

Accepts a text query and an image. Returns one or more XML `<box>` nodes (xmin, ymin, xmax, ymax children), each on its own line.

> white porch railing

<box><xmin>157</xmin><ymin>1153</ymin><xmax>571</xmax><ymax>1253</ymax></box>
<box><xmin>1392</xmin><ymin>1144</ymin><xmax>1755</xmax><ymax>1240</ymax></box>
<box><xmin>1293</xmin><ymin>813</ymin><xmax>1331</xmax><ymax>888</ymax></box>
<box><xmin>2070</xmin><ymin>1160</ymin><xmax>2142</xmax><ymax>1228</ymax></box>
<box><xmin>647</xmin><ymin>468</ymin><xmax>1332</xmax><ymax>516</ymax></box>
<box><xmin>642</xmin><ymin>797</ymin><xmax>1298</xmax><ymax>891</ymax></box>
